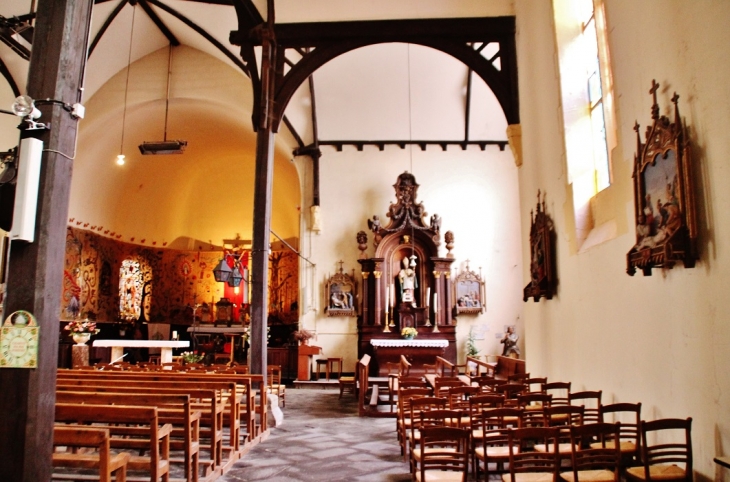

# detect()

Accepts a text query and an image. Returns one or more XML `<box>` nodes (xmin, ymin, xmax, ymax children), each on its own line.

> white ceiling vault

<box><xmin>0</xmin><ymin>0</ymin><xmax>514</xmax><ymax>247</ymax></box>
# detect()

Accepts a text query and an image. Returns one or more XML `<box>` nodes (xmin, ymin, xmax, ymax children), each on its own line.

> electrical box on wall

<box><xmin>10</xmin><ymin>138</ymin><xmax>43</xmax><ymax>243</ymax></box>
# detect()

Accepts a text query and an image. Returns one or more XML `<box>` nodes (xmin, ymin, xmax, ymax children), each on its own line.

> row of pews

<box><xmin>52</xmin><ymin>367</ymin><xmax>271</xmax><ymax>482</ymax></box>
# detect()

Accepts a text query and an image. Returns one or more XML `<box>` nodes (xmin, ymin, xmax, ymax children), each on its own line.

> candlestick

<box><xmin>432</xmin><ymin>293</ymin><xmax>440</xmax><ymax>332</ymax></box>
<box><xmin>424</xmin><ymin>286</ymin><xmax>432</xmax><ymax>326</ymax></box>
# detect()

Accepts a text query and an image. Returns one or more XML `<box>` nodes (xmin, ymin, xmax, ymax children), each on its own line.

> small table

<box><xmin>93</xmin><ymin>340</ymin><xmax>189</xmax><ymax>364</ymax></box>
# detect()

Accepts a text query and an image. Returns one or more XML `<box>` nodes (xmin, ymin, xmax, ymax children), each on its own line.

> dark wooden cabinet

<box><xmin>267</xmin><ymin>346</ymin><xmax>297</xmax><ymax>380</ymax></box>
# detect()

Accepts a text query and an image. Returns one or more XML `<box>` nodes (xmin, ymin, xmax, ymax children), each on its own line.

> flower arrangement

<box><xmin>292</xmin><ymin>329</ymin><xmax>315</xmax><ymax>344</ymax></box>
<box><xmin>180</xmin><ymin>351</ymin><xmax>204</xmax><ymax>364</ymax></box>
<box><xmin>64</xmin><ymin>319</ymin><xmax>100</xmax><ymax>335</ymax></box>
<box><xmin>401</xmin><ymin>327</ymin><xmax>418</xmax><ymax>339</ymax></box>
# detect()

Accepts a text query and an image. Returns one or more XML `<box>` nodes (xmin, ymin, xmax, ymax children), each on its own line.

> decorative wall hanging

<box><xmin>0</xmin><ymin>310</ymin><xmax>39</xmax><ymax>368</ymax></box>
<box><xmin>523</xmin><ymin>190</ymin><xmax>556</xmax><ymax>302</ymax></box>
<box><xmin>627</xmin><ymin>80</ymin><xmax>697</xmax><ymax>276</ymax></box>
<box><xmin>453</xmin><ymin>261</ymin><xmax>486</xmax><ymax>315</ymax></box>
<box><xmin>325</xmin><ymin>261</ymin><xmax>357</xmax><ymax>317</ymax></box>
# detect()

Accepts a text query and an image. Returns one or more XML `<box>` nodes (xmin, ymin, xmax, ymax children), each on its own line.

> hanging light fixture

<box><xmin>116</xmin><ymin>5</ymin><xmax>136</xmax><ymax>166</ymax></box>
<box><xmin>138</xmin><ymin>44</ymin><xmax>187</xmax><ymax>155</ymax></box>
<box><xmin>213</xmin><ymin>255</ymin><xmax>233</xmax><ymax>282</ymax></box>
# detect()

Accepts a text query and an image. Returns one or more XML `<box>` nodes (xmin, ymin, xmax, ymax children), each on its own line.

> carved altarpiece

<box><xmin>358</xmin><ymin>172</ymin><xmax>456</xmax><ymax>376</ymax></box>
<box><xmin>325</xmin><ymin>262</ymin><xmax>357</xmax><ymax>317</ymax></box>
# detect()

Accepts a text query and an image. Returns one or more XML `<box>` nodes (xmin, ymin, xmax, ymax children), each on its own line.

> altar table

<box><xmin>93</xmin><ymin>340</ymin><xmax>189</xmax><ymax>364</ymax></box>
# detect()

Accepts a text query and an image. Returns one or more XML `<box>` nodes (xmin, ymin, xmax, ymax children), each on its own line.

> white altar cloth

<box><xmin>370</xmin><ymin>339</ymin><xmax>449</xmax><ymax>348</ymax></box>
<box><xmin>93</xmin><ymin>340</ymin><xmax>189</xmax><ymax>364</ymax></box>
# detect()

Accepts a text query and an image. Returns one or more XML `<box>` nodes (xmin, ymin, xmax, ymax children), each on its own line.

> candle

<box><xmin>426</xmin><ymin>287</ymin><xmax>431</xmax><ymax>306</ymax></box>
<box><xmin>385</xmin><ymin>288</ymin><xmax>389</xmax><ymax>310</ymax></box>
<box><xmin>390</xmin><ymin>283</ymin><xmax>395</xmax><ymax>307</ymax></box>
<box><xmin>433</xmin><ymin>293</ymin><xmax>438</xmax><ymax>311</ymax></box>
<box><xmin>172</xmin><ymin>331</ymin><xmax>178</xmax><ymax>340</ymax></box>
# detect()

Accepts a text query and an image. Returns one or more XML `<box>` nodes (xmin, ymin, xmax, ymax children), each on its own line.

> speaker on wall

<box><xmin>10</xmin><ymin>137</ymin><xmax>43</xmax><ymax>243</ymax></box>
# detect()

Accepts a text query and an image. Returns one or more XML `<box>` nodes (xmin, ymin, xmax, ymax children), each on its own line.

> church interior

<box><xmin>0</xmin><ymin>1</ymin><xmax>729</xmax><ymax>481</ymax></box>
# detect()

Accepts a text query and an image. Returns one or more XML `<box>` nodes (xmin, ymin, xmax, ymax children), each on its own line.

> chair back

<box><xmin>569</xmin><ymin>390</ymin><xmax>602</xmax><ymax>424</ymax></box>
<box><xmin>508</xmin><ymin>372</ymin><xmax>531</xmax><ymax>382</ymax></box>
<box><xmin>544</xmin><ymin>381</ymin><xmax>571</xmax><ymax>406</ymax></box>
<box><xmin>418</xmin><ymin>427</ymin><xmax>470</xmax><ymax>481</ymax></box>
<box><xmin>600</xmin><ymin>402</ymin><xmax>642</xmax><ymax>463</ymax></box>
<box><xmin>638</xmin><ymin>418</ymin><xmax>693</xmax><ymax>482</ymax></box>
<box><xmin>475</xmin><ymin>376</ymin><xmax>507</xmax><ymax>392</ymax></box>
<box><xmin>446</xmin><ymin>385</ymin><xmax>479</xmax><ymax>411</ymax></box>
<box><xmin>525</xmin><ymin>377</ymin><xmax>548</xmax><ymax>393</ymax></box>
<box><xmin>544</xmin><ymin>404</ymin><xmax>584</xmax><ymax>427</ymax></box>
<box><xmin>505</xmin><ymin>427</ymin><xmax>561</xmax><ymax>482</ymax></box>
<box><xmin>517</xmin><ymin>393</ymin><xmax>552</xmax><ymax>427</ymax></box>
<box><xmin>568</xmin><ymin>422</ymin><xmax>622</xmax><ymax>482</ymax></box>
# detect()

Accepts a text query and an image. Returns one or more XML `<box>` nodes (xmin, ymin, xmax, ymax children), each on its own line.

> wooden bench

<box><xmin>55</xmin><ymin>403</ymin><xmax>172</xmax><ymax>482</ymax></box>
<box><xmin>52</xmin><ymin>426</ymin><xmax>130</xmax><ymax>482</ymax></box>
<box><xmin>58</xmin><ymin>369</ymin><xmax>264</xmax><ymax>455</ymax></box>
<box><xmin>423</xmin><ymin>357</ymin><xmax>471</xmax><ymax>388</ymax></box>
<box><xmin>466</xmin><ymin>355</ymin><xmax>525</xmax><ymax>380</ymax></box>
<box><xmin>58</xmin><ymin>369</ymin><xmax>256</xmax><ymax>454</ymax></box>
<box><xmin>57</xmin><ymin>377</ymin><xmax>228</xmax><ymax>468</ymax></box>
<box><xmin>55</xmin><ymin>392</ymin><xmax>201</xmax><ymax>482</ymax></box>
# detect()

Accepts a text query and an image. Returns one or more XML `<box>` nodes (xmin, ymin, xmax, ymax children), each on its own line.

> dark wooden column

<box><xmin>0</xmin><ymin>1</ymin><xmax>93</xmax><ymax>480</ymax></box>
<box><xmin>249</xmin><ymin>3</ymin><xmax>277</xmax><ymax>381</ymax></box>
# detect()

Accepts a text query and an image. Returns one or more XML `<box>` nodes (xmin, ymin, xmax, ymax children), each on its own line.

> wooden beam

<box><xmin>138</xmin><ymin>0</ymin><xmax>180</xmax><ymax>46</ymax></box>
<box><xmin>88</xmin><ymin>0</ymin><xmax>128</xmax><ymax>57</ymax></box>
<box><xmin>0</xmin><ymin>56</ymin><xmax>20</xmax><ymax>97</ymax></box>
<box><xmin>0</xmin><ymin>1</ymin><xmax>94</xmax><ymax>481</ymax></box>
<box><xmin>293</xmin><ymin>139</ymin><xmax>508</xmax><ymax>155</ymax></box>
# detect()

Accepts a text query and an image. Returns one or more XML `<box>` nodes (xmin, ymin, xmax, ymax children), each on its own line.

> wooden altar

<box><xmin>356</xmin><ymin>172</ymin><xmax>457</xmax><ymax>376</ymax></box>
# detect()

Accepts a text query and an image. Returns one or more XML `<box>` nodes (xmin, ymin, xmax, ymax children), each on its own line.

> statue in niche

<box><xmin>398</xmin><ymin>256</ymin><xmax>418</xmax><ymax>306</ymax></box>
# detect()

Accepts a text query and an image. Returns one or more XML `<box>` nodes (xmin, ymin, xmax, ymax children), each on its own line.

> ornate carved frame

<box><xmin>453</xmin><ymin>261</ymin><xmax>486</xmax><ymax>314</ymax></box>
<box><xmin>325</xmin><ymin>262</ymin><xmax>357</xmax><ymax>317</ymax></box>
<box><xmin>523</xmin><ymin>190</ymin><xmax>556</xmax><ymax>302</ymax></box>
<box><xmin>627</xmin><ymin>80</ymin><xmax>697</xmax><ymax>276</ymax></box>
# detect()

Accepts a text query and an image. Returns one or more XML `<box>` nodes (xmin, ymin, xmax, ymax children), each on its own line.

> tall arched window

<box><xmin>554</xmin><ymin>0</ymin><xmax>617</xmax><ymax>249</ymax></box>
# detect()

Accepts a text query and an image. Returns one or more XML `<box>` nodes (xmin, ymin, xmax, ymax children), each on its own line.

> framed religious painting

<box><xmin>523</xmin><ymin>190</ymin><xmax>556</xmax><ymax>302</ymax></box>
<box><xmin>627</xmin><ymin>80</ymin><xmax>698</xmax><ymax>276</ymax></box>
<box><xmin>325</xmin><ymin>262</ymin><xmax>357</xmax><ymax>317</ymax></box>
<box><xmin>453</xmin><ymin>261</ymin><xmax>485</xmax><ymax>315</ymax></box>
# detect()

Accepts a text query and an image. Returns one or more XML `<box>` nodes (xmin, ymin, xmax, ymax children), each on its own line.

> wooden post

<box><xmin>249</xmin><ymin>1</ymin><xmax>276</xmax><ymax>383</ymax></box>
<box><xmin>0</xmin><ymin>1</ymin><xmax>93</xmax><ymax>480</ymax></box>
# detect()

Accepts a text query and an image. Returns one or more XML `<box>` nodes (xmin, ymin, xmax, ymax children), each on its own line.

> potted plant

<box><xmin>292</xmin><ymin>329</ymin><xmax>315</xmax><ymax>345</ymax></box>
<box><xmin>401</xmin><ymin>327</ymin><xmax>418</xmax><ymax>340</ymax></box>
<box><xmin>64</xmin><ymin>319</ymin><xmax>100</xmax><ymax>345</ymax></box>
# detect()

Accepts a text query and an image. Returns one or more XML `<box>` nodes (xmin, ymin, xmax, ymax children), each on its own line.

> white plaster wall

<box><xmin>296</xmin><ymin>146</ymin><xmax>524</xmax><ymax>374</ymax></box>
<box><xmin>515</xmin><ymin>1</ymin><xmax>730</xmax><ymax>478</ymax></box>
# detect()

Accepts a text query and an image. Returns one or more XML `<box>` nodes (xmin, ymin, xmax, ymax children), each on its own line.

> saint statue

<box><xmin>501</xmin><ymin>326</ymin><xmax>521</xmax><ymax>358</ymax></box>
<box><xmin>398</xmin><ymin>256</ymin><xmax>418</xmax><ymax>306</ymax></box>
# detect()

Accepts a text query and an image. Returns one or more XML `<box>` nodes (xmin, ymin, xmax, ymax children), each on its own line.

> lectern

<box><xmin>297</xmin><ymin>344</ymin><xmax>322</xmax><ymax>381</ymax></box>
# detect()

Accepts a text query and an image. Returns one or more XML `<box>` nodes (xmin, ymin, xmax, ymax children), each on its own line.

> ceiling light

<box><xmin>116</xmin><ymin>154</ymin><xmax>126</xmax><ymax>166</ymax></box>
<box><xmin>116</xmin><ymin>5</ymin><xmax>136</xmax><ymax>165</ymax></box>
<box><xmin>139</xmin><ymin>45</ymin><xmax>187</xmax><ymax>155</ymax></box>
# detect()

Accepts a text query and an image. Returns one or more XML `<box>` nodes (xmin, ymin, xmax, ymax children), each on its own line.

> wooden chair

<box><xmin>396</xmin><ymin>388</ymin><xmax>432</xmax><ymax>456</ymax></box>
<box><xmin>508</xmin><ymin>372</ymin><xmax>531</xmax><ymax>382</ymax></box>
<box><xmin>475</xmin><ymin>376</ymin><xmax>507</xmax><ymax>393</ymax></box>
<box><xmin>516</xmin><ymin>393</ymin><xmax>552</xmax><ymax>427</ymax></box>
<box><xmin>267</xmin><ymin>365</ymin><xmax>286</xmax><ymax>407</ymax></box>
<box><xmin>525</xmin><ymin>377</ymin><xmax>548</xmax><ymax>393</ymax></box>
<box><xmin>495</xmin><ymin>382</ymin><xmax>527</xmax><ymax>406</ymax></box>
<box><xmin>446</xmin><ymin>385</ymin><xmax>479</xmax><ymax>426</ymax></box>
<box><xmin>407</xmin><ymin>397</ymin><xmax>450</xmax><ymax>462</ymax></box>
<box><xmin>414</xmin><ymin>426</ymin><xmax>470</xmax><ymax>482</ymax></box>
<box><xmin>339</xmin><ymin>363</ymin><xmax>357</xmax><ymax>399</ymax></box>
<box><xmin>562</xmin><ymin>422</ymin><xmax>623</xmax><ymax>482</ymax></box>
<box><xmin>544</xmin><ymin>381</ymin><xmax>571</xmax><ymax>406</ymax></box>
<box><xmin>503</xmin><ymin>426</ymin><xmax>561</xmax><ymax>482</ymax></box>
<box><xmin>534</xmin><ymin>405</ymin><xmax>584</xmax><ymax>455</ymax></box>
<box><xmin>626</xmin><ymin>418</ymin><xmax>693</xmax><ymax>482</ymax></box>
<box><xmin>569</xmin><ymin>390</ymin><xmax>602</xmax><ymax>424</ymax></box>
<box><xmin>473</xmin><ymin>407</ymin><xmax>523</xmax><ymax>480</ymax></box>
<box><xmin>598</xmin><ymin>402</ymin><xmax>642</xmax><ymax>468</ymax></box>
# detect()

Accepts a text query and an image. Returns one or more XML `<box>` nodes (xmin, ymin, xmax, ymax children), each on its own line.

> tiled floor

<box><xmin>219</xmin><ymin>388</ymin><xmax>412</xmax><ymax>481</ymax></box>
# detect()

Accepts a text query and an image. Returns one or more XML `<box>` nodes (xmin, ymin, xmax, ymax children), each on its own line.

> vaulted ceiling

<box><xmin>0</xmin><ymin>0</ymin><xmax>515</xmax><ymax>248</ymax></box>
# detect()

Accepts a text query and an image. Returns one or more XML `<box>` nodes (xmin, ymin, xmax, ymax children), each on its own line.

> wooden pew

<box><xmin>52</xmin><ymin>426</ymin><xmax>130</xmax><ymax>482</ymax></box>
<box><xmin>55</xmin><ymin>404</ymin><xmax>172</xmax><ymax>482</ymax></box>
<box><xmin>465</xmin><ymin>355</ymin><xmax>526</xmax><ymax>380</ymax></box>
<box><xmin>55</xmin><ymin>392</ymin><xmax>200</xmax><ymax>482</ymax></box>
<box><xmin>58</xmin><ymin>369</ymin><xmax>261</xmax><ymax>452</ymax></box>
<box><xmin>56</xmin><ymin>378</ymin><xmax>227</xmax><ymax>468</ymax></box>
